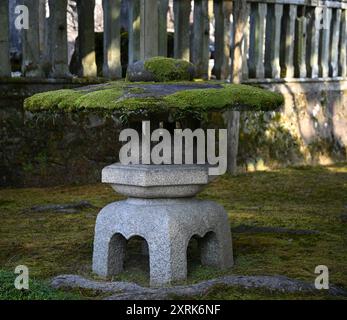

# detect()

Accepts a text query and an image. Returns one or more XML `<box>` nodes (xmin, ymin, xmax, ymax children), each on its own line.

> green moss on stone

<box><xmin>144</xmin><ymin>57</ymin><xmax>195</xmax><ymax>82</ymax></box>
<box><xmin>23</xmin><ymin>90</ymin><xmax>84</xmax><ymax>111</ymax></box>
<box><xmin>164</xmin><ymin>84</ymin><xmax>284</xmax><ymax>112</ymax></box>
<box><xmin>24</xmin><ymin>81</ymin><xmax>284</xmax><ymax>117</ymax></box>
<box><xmin>72</xmin><ymin>88</ymin><xmax>124</xmax><ymax>110</ymax></box>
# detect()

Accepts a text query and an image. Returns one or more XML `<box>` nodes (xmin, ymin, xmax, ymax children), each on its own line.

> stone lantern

<box><xmin>92</xmin><ymin>58</ymin><xmax>283</xmax><ymax>286</ymax></box>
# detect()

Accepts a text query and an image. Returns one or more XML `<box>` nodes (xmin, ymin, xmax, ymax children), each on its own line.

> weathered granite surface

<box><xmin>93</xmin><ymin>197</ymin><xmax>233</xmax><ymax>287</ymax></box>
<box><xmin>102</xmin><ymin>164</ymin><xmax>209</xmax><ymax>198</ymax></box>
<box><xmin>93</xmin><ymin>163</ymin><xmax>233</xmax><ymax>287</ymax></box>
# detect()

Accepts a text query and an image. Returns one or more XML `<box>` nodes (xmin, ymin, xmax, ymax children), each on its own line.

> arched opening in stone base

<box><xmin>186</xmin><ymin>231</ymin><xmax>218</xmax><ymax>276</ymax></box>
<box><xmin>124</xmin><ymin>236</ymin><xmax>150</xmax><ymax>282</ymax></box>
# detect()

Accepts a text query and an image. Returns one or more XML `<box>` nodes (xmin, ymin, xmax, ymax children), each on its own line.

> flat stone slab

<box><xmin>51</xmin><ymin>274</ymin><xmax>347</xmax><ymax>300</ymax></box>
<box><xmin>102</xmin><ymin>164</ymin><xmax>209</xmax><ymax>186</ymax></box>
<box><xmin>102</xmin><ymin>164</ymin><xmax>209</xmax><ymax>198</ymax></box>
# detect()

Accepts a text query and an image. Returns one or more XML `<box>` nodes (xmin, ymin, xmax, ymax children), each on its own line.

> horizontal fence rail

<box><xmin>243</xmin><ymin>0</ymin><xmax>347</xmax><ymax>80</ymax></box>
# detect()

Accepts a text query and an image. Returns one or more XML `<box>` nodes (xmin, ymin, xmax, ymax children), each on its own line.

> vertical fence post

<box><xmin>308</xmin><ymin>6</ymin><xmax>322</xmax><ymax>78</ymax></box>
<box><xmin>283</xmin><ymin>5</ymin><xmax>297</xmax><ymax>78</ymax></box>
<box><xmin>22</xmin><ymin>0</ymin><xmax>43</xmax><ymax>77</ymax></box>
<box><xmin>128</xmin><ymin>0</ymin><xmax>141</xmax><ymax>64</ymax></box>
<box><xmin>330</xmin><ymin>9</ymin><xmax>341</xmax><ymax>77</ymax></box>
<box><xmin>192</xmin><ymin>0</ymin><xmax>210</xmax><ymax>79</ymax></box>
<box><xmin>39</xmin><ymin>0</ymin><xmax>46</xmax><ymax>58</ymax></box>
<box><xmin>173</xmin><ymin>0</ymin><xmax>191</xmax><ymax>61</ymax></box>
<box><xmin>295</xmin><ymin>13</ymin><xmax>307</xmax><ymax>78</ymax></box>
<box><xmin>158</xmin><ymin>0</ymin><xmax>169</xmax><ymax>57</ymax></box>
<box><xmin>255</xmin><ymin>3</ymin><xmax>267</xmax><ymax>79</ymax></box>
<box><xmin>233</xmin><ymin>0</ymin><xmax>249</xmax><ymax>82</ymax></box>
<box><xmin>221</xmin><ymin>0</ymin><xmax>233</xmax><ymax>80</ymax></box>
<box><xmin>241</xmin><ymin>3</ymin><xmax>250</xmax><ymax>80</ymax></box>
<box><xmin>103</xmin><ymin>0</ymin><xmax>122</xmax><ymax>79</ymax></box>
<box><xmin>214</xmin><ymin>0</ymin><xmax>224</xmax><ymax>79</ymax></box>
<box><xmin>0</xmin><ymin>0</ymin><xmax>11</xmax><ymax>77</ymax></box>
<box><xmin>48</xmin><ymin>0</ymin><xmax>71</xmax><ymax>78</ymax></box>
<box><xmin>321</xmin><ymin>7</ymin><xmax>332</xmax><ymax>78</ymax></box>
<box><xmin>140</xmin><ymin>0</ymin><xmax>159</xmax><ymax>59</ymax></box>
<box><xmin>265</xmin><ymin>3</ymin><xmax>283</xmax><ymax>79</ymax></box>
<box><xmin>340</xmin><ymin>10</ymin><xmax>347</xmax><ymax>77</ymax></box>
<box><xmin>77</xmin><ymin>0</ymin><xmax>97</xmax><ymax>77</ymax></box>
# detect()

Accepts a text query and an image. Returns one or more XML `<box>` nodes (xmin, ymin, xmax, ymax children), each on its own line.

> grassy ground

<box><xmin>0</xmin><ymin>164</ymin><xmax>346</xmax><ymax>300</ymax></box>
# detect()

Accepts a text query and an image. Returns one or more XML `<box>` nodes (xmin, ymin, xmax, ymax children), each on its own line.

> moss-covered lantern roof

<box><xmin>24</xmin><ymin>57</ymin><xmax>284</xmax><ymax>120</ymax></box>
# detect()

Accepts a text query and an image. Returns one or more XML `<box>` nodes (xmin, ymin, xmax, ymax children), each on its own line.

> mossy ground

<box><xmin>0</xmin><ymin>164</ymin><xmax>346</xmax><ymax>300</ymax></box>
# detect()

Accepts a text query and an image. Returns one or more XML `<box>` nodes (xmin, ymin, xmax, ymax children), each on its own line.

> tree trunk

<box><xmin>0</xmin><ymin>0</ymin><xmax>11</xmax><ymax>77</ymax></box>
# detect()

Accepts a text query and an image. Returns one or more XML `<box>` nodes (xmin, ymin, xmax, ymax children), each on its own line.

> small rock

<box><xmin>126</xmin><ymin>57</ymin><xmax>195</xmax><ymax>82</ymax></box>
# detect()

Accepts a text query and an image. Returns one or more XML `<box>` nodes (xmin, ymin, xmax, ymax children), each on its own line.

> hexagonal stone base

<box><xmin>92</xmin><ymin>198</ymin><xmax>233</xmax><ymax>287</ymax></box>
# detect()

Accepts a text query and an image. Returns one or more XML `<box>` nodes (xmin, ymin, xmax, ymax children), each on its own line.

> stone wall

<box><xmin>0</xmin><ymin>108</ymin><xmax>122</xmax><ymax>187</ymax></box>
<box><xmin>0</xmin><ymin>79</ymin><xmax>346</xmax><ymax>187</ymax></box>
